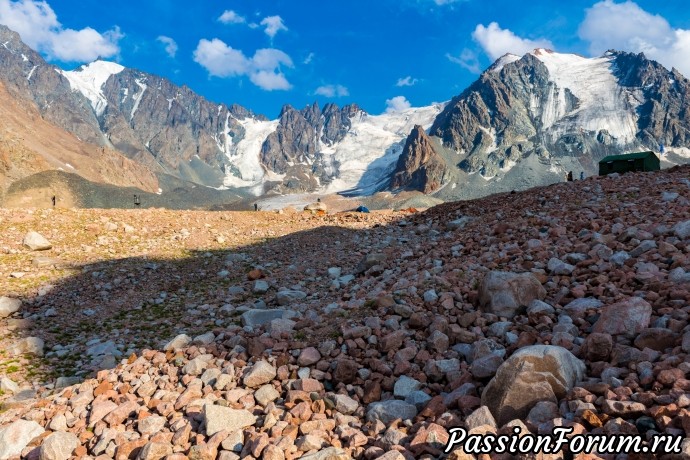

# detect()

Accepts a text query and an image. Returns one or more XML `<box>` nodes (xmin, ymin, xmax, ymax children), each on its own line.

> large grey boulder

<box><xmin>0</xmin><ymin>297</ymin><xmax>21</xmax><ymax>318</ymax></box>
<box><xmin>0</xmin><ymin>419</ymin><xmax>45</xmax><ymax>459</ymax></box>
<box><xmin>23</xmin><ymin>231</ymin><xmax>52</xmax><ymax>251</ymax></box>
<box><xmin>478</xmin><ymin>271</ymin><xmax>546</xmax><ymax>318</ymax></box>
<box><xmin>481</xmin><ymin>345</ymin><xmax>585</xmax><ymax>426</ymax></box>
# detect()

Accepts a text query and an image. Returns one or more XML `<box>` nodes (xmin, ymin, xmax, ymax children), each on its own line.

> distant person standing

<box><xmin>567</xmin><ymin>171</ymin><xmax>573</xmax><ymax>182</ymax></box>
<box><xmin>51</xmin><ymin>195</ymin><xmax>56</xmax><ymax>207</ymax></box>
<box><xmin>134</xmin><ymin>194</ymin><xmax>141</xmax><ymax>206</ymax></box>
<box><xmin>254</xmin><ymin>203</ymin><xmax>258</xmax><ymax>211</ymax></box>
<box><xmin>580</xmin><ymin>171</ymin><xmax>585</xmax><ymax>180</ymax></box>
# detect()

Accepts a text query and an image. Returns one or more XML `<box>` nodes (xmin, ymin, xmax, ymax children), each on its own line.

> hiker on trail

<box><xmin>254</xmin><ymin>203</ymin><xmax>258</xmax><ymax>211</ymax></box>
<box><xmin>51</xmin><ymin>195</ymin><xmax>56</xmax><ymax>207</ymax></box>
<box><xmin>567</xmin><ymin>171</ymin><xmax>573</xmax><ymax>182</ymax></box>
<box><xmin>134</xmin><ymin>195</ymin><xmax>140</xmax><ymax>206</ymax></box>
<box><xmin>580</xmin><ymin>171</ymin><xmax>584</xmax><ymax>180</ymax></box>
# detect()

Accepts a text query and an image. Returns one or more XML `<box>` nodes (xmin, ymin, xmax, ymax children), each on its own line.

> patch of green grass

<box><xmin>294</xmin><ymin>331</ymin><xmax>306</xmax><ymax>340</ymax></box>
<box><xmin>5</xmin><ymin>365</ymin><xmax>19</xmax><ymax>374</ymax></box>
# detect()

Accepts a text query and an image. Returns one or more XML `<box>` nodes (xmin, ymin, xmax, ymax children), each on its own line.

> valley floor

<box><xmin>2</xmin><ymin>166</ymin><xmax>690</xmax><ymax>459</ymax></box>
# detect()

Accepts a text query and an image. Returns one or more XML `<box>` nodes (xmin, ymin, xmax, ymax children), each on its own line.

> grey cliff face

<box><xmin>389</xmin><ymin>125</ymin><xmax>448</xmax><ymax>193</ymax></box>
<box><xmin>259</xmin><ymin>102</ymin><xmax>361</xmax><ymax>192</ymax></box>
<box><xmin>0</xmin><ymin>25</ymin><xmax>103</xmax><ymax>145</ymax></box>
<box><xmin>429</xmin><ymin>50</ymin><xmax>690</xmax><ymax>182</ymax></box>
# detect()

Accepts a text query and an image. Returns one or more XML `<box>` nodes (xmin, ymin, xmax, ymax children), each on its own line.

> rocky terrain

<box><xmin>428</xmin><ymin>49</ymin><xmax>690</xmax><ymax>199</ymax></box>
<box><xmin>3</xmin><ymin>167</ymin><xmax>690</xmax><ymax>458</ymax></box>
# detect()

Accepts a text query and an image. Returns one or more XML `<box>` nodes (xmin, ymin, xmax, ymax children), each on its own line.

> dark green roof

<box><xmin>599</xmin><ymin>151</ymin><xmax>657</xmax><ymax>163</ymax></box>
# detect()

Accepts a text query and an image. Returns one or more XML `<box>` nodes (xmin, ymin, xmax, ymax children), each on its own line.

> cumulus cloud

<box><xmin>0</xmin><ymin>0</ymin><xmax>121</xmax><ymax>62</ymax></box>
<box><xmin>395</xmin><ymin>76</ymin><xmax>418</xmax><ymax>87</ymax></box>
<box><xmin>260</xmin><ymin>15</ymin><xmax>287</xmax><ymax>39</ymax></box>
<box><xmin>579</xmin><ymin>0</ymin><xmax>690</xmax><ymax>76</ymax></box>
<box><xmin>315</xmin><ymin>84</ymin><xmax>349</xmax><ymax>98</ymax></box>
<box><xmin>385</xmin><ymin>96</ymin><xmax>412</xmax><ymax>113</ymax></box>
<box><xmin>472</xmin><ymin>22</ymin><xmax>553</xmax><ymax>60</ymax></box>
<box><xmin>193</xmin><ymin>38</ymin><xmax>293</xmax><ymax>91</ymax></box>
<box><xmin>156</xmin><ymin>35</ymin><xmax>177</xmax><ymax>58</ymax></box>
<box><xmin>218</xmin><ymin>9</ymin><xmax>245</xmax><ymax>24</ymax></box>
<box><xmin>446</xmin><ymin>49</ymin><xmax>481</xmax><ymax>73</ymax></box>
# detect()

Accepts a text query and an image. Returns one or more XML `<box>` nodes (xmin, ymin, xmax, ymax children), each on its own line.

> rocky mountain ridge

<box><xmin>2</xmin><ymin>21</ymin><xmax>690</xmax><ymax>205</ymax></box>
<box><xmin>428</xmin><ymin>49</ymin><xmax>690</xmax><ymax>190</ymax></box>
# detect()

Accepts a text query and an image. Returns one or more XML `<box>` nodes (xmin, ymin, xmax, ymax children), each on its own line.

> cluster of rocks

<box><xmin>3</xmin><ymin>168</ymin><xmax>690</xmax><ymax>458</ymax></box>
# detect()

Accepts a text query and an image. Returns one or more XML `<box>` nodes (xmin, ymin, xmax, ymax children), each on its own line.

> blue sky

<box><xmin>0</xmin><ymin>0</ymin><xmax>688</xmax><ymax>118</ymax></box>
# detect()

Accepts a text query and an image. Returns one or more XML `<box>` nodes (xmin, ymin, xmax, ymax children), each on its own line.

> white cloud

<box><xmin>156</xmin><ymin>35</ymin><xmax>177</xmax><ymax>58</ymax></box>
<box><xmin>0</xmin><ymin>0</ymin><xmax>121</xmax><ymax>62</ymax></box>
<box><xmin>433</xmin><ymin>0</ymin><xmax>461</xmax><ymax>4</ymax></box>
<box><xmin>303</xmin><ymin>52</ymin><xmax>315</xmax><ymax>64</ymax></box>
<box><xmin>250</xmin><ymin>70</ymin><xmax>291</xmax><ymax>91</ymax></box>
<box><xmin>218</xmin><ymin>9</ymin><xmax>245</xmax><ymax>24</ymax></box>
<box><xmin>193</xmin><ymin>38</ymin><xmax>293</xmax><ymax>91</ymax></box>
<box><xmin>260</xmin><ymin>15</ymin><xmax>287</xmax><ymax>39</ymax></box>
<box><xmin>473</xmin><ymin>22</ymin><xmax>553</xmax><ymax>60</ymax></box>
<box><xmin>385</xmin><ymin>96</ymin><xmax>412</xmax><ymax>113</ymax></box>
<box><xmin>446</xmin><ymin>49</ymin><xmax>481</xmax><ymax>74</ymax></box>
<box><xmin>579</xmin><ymin>0</ymin><xmax>690</xmax><ymax>76</ymax></box>
<box><xmin>315</xmin><ymin>84</ymin><xmax>349</xmax><ymax>98</ymax></box>
<box><xmin>193</xmin><ymin>38</ymin><xmax>250</xmax><ymax>77</ymax></box>
<box><xmin>396</xmin><ymin>76</ymin><xmax>418</xmax><ymax>87</ymax></box>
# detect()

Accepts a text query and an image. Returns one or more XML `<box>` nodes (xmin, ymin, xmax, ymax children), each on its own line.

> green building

<box><xmin>598</xmin><ymin>151</ymin><xmax>660</xmax><ymax>176</ymax></box>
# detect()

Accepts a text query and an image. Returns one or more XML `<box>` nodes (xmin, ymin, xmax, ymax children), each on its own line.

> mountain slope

<box><xmin>389</xmin><ymin>125</ymin><xmax>448</xmax><ymax>193</ymax></box>
<box><xmin>427</xmin><ymin>49</ymin><xmax>690</xmax><ymax>197</ymax></box>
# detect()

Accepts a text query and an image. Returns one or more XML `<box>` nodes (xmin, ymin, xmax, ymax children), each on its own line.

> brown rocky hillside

<box><xmin>2</xmin><ymin>167</ymin><xmax>690</xmax><ymax>458</ymax></box>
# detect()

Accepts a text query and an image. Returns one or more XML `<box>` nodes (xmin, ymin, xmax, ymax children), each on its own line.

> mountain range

<box><xmin>1</xmin><ymin>23</ymin><xmax>689</xmax><ymax>208</ymax></box>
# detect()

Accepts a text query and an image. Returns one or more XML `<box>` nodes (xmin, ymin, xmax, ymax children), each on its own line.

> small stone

<box><xmin>332</xmin><ymin>394</ymin><xmax>359</xmax><ymax>415</ymax></box>
<box><xmin>39</xmin><ymin>431</ymin><xmax>79</xmax><ymax>460</ymax></box>
<box><xmin>0</xmin><ymin>297</ymin><xmax>21</xmax><ymax>318</ymax></box>
<box><xmin>367</xmin><ymin>400</ymin><xmax>418</xmax><ymax>424</ymax></box>
<box><xmin>297</xmin><ymin>347</ymin><xmax>321</xmax><ymax>366</ymax></box>
<box><xmin>254</xmin><ymin>385</ymin><xmax>280</xmax><ymax>406</ymax></box>
<box><xmin>394</xmin><ymin>375</ymin><xmax>422</xmax><ymax>398</ymax></box>
<box><xmin>23</xmin><ymin>231</ymin><xmax>52</xmax><ymax>250</ymax></box>
<box><xmin>0</xmin><ymin>377</ymin><xmax>19</xmax><ymax>394</ymax></box>
<box><xmin>203</xmin><ymin>404</ymin><xmax>257</xmax><ymax>436</ymax></box>
<box><xmin>243</xmin><ymin>361</ymin><xmax>277</xmax><ymax>388</ymax></box>
<box><xmin>164</xmin><ymin>334</ymin><xmax>192</xmax><ymax>351</ymax></box>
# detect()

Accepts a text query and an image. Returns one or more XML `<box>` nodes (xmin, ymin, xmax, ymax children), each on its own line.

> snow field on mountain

<box><xmin>531</xmin><ymin>49</ymin><xmax>640</xmax><ymax>143</ymax></box>
<box><xmin>59</xmin><ymin>61</ymin><xmax>125</xmax><ymax>116</ymax></box>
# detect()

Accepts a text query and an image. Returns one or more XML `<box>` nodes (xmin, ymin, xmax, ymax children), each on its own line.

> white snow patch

<box><xmin>26</xmin><ymin>65</ymin><xmax>37</xmax><ymax>81</ymax></box>
<box><xmin>530</xmin><ymin>49</ymin><xmax>639</xmax><ymax>143</ymax></box>
<box><xmin>157</xmin><ymin>188</ymin><xmax>162</xmax><ymax>195</ymax></box>
<box><xmin>222</xmin><ymin>117</ymin><xmax>280</xmax><ymax>191</ymax></box>
<box><xmin>20</xmin><ymin>53</ymin><xmax>28</xmax><ymax>62</ymax></box>
<box><xmin>65</xmin><ymin>163</ymin><xmax>75</xmax><ymax>169</ymax></box>
<box><xmin>59</xmin><ymin>61</ymin><xmax>125</xmax><ymax>116</ymax></box>
<box><xmin>130</xmin><ymin>78</ymin><xmax>147</xmax><ymax>121</ymax></box>
<box><xmin>491</xmin><ymin>53</ymin><xmax>520</xmax><ymax>73</ymax></box>
<box><xmin>321</xmin><ymin>103</ymin><xmax>445</xmax><ymax>194</ymax></box>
